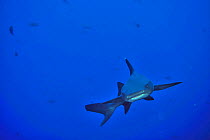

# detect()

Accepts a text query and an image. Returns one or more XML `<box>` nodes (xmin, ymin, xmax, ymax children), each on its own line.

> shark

<box><xmin>85</xmin><ymin>59</ymin><xmax>182</xmax><ymax>126</ymax></box>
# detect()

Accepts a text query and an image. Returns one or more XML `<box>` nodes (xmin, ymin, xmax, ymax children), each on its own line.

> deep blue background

<box><xmin>0</xmin><ymin>0</ymin><xmax>210</xmax><ymax>139</ymax></box>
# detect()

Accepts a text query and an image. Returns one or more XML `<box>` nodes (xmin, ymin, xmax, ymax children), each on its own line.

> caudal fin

<box><xmin>85</xmin><ymin>103</ymin><xmax>117</xmax><ymax>126</ymax></box>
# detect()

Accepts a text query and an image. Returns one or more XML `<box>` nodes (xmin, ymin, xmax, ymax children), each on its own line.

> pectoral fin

<box><xmin>123</xmin><ymin>102</ymin><xmax>132</xmax><ymax>114</ymax></box>
<box><xmin>144</xmin><ymin>96</ymin><xmax>154</xmax><ymax>100</ymax></box>
<box><xmin>117</xmin><ymin>82</ymin><xmax>124</xmax><ymax>96</ymax></box>
<box><xmin>154</xmin><ymin>82</ymin><xmax>182</xmax><ymax>91</ymax></box>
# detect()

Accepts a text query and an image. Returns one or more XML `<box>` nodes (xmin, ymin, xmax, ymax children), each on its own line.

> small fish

<box><xmin>48</xmin><ymin>100</ymin><xmax>56</xmax><ymax>104</ymax></box>
<box><xmin>63</xmin><ymin>0</ymin><xmax>69</xmax><ymax>3</ymax></box>
<box><xmin>202</xmin><ymin>28</ymin><xmax>207</xmax><ymax>33</ymax></box>
<box><xmin>136</xmin><ymin>23</ymin><xmax>140</xmax><ymax>28</ymax></box>
<box><xmin>164</xmin><ymin>76</ymin><xmax>172</xmax><ymax>80</ymax></box>
<box><xmin>28</xmin><ymin>22</ymin><xmax>39</xmax><ymax>27</ymax></box>
<box><xmin>16</xmin><ymin>132</ymin><xmax>20</xmax><ymax>136</ymax></box>
<box><xmin>206</xmin><ymin>101</ymin><xmax>210</xmax><ymax>104</ymax></box>
<box><xmin>171</xmin><ymin>135</ymin><xmax>179</xmax><ymax>139</ymax></box>
<box><xmin>9</xmin><ymin>26</ymin><xmax>14</xmax><ymax>35</ymax></box>
<box><xmin>14</xmin><ymin>50</ymin><xmax>19</xmax><ymax>56</ymax></box>
<box><xmin>133</xmin><ymin>0</ymin><xmax>142</xmax><ymax>4</ymax></box>
<box><xmin>83</xmin><ymin>26</ymin><xmax>92</xmax><ymax>30</ymax></box>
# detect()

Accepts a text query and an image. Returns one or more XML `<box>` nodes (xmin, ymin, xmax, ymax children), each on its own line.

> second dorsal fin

<box><xmin>125</xmin><ymin>59</ymin><xmax>134</xmax><ymax>75</ymax></box>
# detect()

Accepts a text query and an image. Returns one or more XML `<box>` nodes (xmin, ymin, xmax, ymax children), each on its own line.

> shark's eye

<box><xmin>145</xmin><ymin>84</ymin><xmax>149</xmax><ymax>88</ymax></box>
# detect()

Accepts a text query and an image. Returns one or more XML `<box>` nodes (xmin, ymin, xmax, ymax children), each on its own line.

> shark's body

<box><xmin>85</xmin><ymin>59</ymin><xmax>182</xmax><ymax>126</ymax></box>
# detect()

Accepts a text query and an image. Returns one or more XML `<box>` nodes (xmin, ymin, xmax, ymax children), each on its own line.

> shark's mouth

<box><xmin>122</xmin><ymin>90</ymin><xmax>149</xmax><ymax>102</ymax></box>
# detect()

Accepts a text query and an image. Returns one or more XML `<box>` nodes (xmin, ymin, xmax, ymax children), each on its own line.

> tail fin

<box><xmin>85</xmin><ymin>103</ymin><xmax>117</xmax><ymax>126</ymax></box>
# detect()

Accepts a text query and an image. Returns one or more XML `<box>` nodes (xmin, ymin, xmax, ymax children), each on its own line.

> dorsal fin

<box><xmin>117</xmin><ymin>82</ymin><xmax>124</xmax><ymax>96</ymax></box>
<box><xmin>125</xmin><ymin>59</ymin><xmax>134</xmax><ymax>75</ymax></box>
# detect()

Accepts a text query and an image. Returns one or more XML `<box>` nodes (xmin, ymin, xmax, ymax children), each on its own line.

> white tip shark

<box><xmin>85</xmin><ymin>59</ymin><xmax>182</xmax><ymax>126</ymax></box>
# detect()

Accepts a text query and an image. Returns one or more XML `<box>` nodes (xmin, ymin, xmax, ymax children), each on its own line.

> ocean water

<box><xmin>0</xmin><ymin>0</ymin><xmax>209</xmax><ymax>139</ymax></box>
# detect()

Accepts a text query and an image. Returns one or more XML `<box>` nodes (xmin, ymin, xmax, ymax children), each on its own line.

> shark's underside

<box><xmin>85</xmin><ymin>59</ymin><xmax>182</xmax><ymax>126</ymax></box>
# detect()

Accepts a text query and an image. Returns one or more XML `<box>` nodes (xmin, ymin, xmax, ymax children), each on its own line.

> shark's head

<box><xmin>118</xmin><ymin>59</ymin><xmax>156</xmax><ymax>103</ymax></box>
<box><xmin>122</xmin><ymin>81</ymin><xmax>154</xmax><ymax>102</ymax></box>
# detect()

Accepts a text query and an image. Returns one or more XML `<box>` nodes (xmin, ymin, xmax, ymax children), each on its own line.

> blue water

<box><xmin>0</xmin><ymin>0</ymin><xmax>210</xmax><ymax>139</ymax></box>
